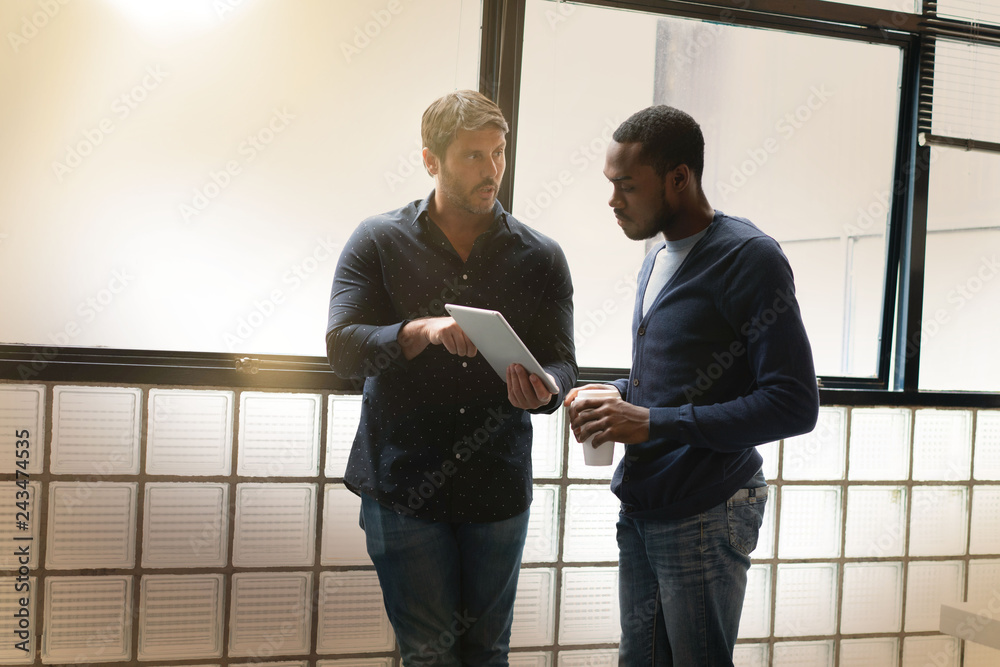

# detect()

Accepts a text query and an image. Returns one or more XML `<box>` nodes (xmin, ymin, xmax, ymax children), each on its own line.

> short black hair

<box><xmin>612</xmin><ymin>105</ymin><xmax>705</xmax><ymax>182</ymax></box>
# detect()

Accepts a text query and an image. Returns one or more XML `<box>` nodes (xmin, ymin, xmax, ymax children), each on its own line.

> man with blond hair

<box><xmin>327</xmin><ymin>90</ymin><xmax>576</xmax><ymax>666</ymax></box>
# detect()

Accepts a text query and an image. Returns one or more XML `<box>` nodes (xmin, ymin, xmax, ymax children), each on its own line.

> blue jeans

<box><xmin>617</xmin><ymin>475</ymin><xmax>767</xmax><ymax>667</ymax></box>
<box><xmin>360</xmin><ymin>494</ymin><xmax>530</xmax><ymax>667</ymax></box>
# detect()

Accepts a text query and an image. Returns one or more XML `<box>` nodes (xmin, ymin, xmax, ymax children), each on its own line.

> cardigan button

<box><xmin>632</xmin><ymin>379</ymin><xmax>640</xmax><ymax>386</ymax></box>
<box><xmin>638</xmin><ymin>327</ymin><xmax>645</xmax><ymax>336</ymax></box>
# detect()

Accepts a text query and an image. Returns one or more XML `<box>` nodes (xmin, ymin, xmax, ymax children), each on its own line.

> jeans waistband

<box><xmin>730</xmin><ymin>484</ymin><xmax>768</xmax><ymax>503</ymax></box>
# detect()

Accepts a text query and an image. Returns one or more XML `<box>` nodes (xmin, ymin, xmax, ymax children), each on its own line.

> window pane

<box><xmin>0</xmin><ymin>0</ymin><xmax>481</xmax><ymax>355</ymax></box>
<box><xmin>931</xmin><ymin>39</ymin><xmax>1000</xmax><ymax>143</ymax></box>
<box><xmin>515</xmin><ymin>0</ymin><xmax>902</xmax><ymax>374</ymax></box>
<box><xmin>920</xmin><ymin>147</ymin><xmax>1000</xmax><ymax>391</ymax></box>
<box><xmin>840</xmin><ymin>562</ymin><xmax>903</xmax><ymax>634</ymax></box>
<box><xmin>937</xmin><ymin>0</ymin><xmax>1000</xmax><ymax>25</ymax></box>
<box><xmin>515</xmin><ymin>2</ymin><xmax>657</xmax><ymax>368</ymax></box>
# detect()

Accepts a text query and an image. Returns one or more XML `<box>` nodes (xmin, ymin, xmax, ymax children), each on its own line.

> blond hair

<box><xmin>421</xmin><ymin>90</ymin><xmax>509</xmax><ymax>160</ymax></box>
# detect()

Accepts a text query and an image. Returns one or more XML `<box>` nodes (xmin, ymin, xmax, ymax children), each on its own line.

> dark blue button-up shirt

<box><xmin>326</xmin><ymin>193</ymin><xmax>577</xmax><ymax>522</ymax></box>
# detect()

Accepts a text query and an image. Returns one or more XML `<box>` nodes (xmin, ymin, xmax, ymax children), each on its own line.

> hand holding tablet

<box><xmin>445</xmin><ymin>304</ymin><xmax>559</xmax><ymax>394</ymax></box>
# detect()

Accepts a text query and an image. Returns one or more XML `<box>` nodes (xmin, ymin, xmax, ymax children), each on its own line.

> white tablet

<box><xmin>445</xmin><ymin>304</ymin><xmax>559</xmax><ymax>394</ymax></box>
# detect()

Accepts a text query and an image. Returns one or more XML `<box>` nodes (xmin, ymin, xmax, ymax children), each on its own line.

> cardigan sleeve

<box><xmin>647</xmin><ymin>237</ymin><xmax>819</xmax><ymax>451</ymax></box>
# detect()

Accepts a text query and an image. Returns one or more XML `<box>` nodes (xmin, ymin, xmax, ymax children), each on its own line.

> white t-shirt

<box><xmin>641</xmin><ymin>228</ymin><xmax>709</xmax><ymax>317</ymax></box>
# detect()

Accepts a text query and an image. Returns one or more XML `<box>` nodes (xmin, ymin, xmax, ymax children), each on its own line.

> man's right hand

<box><xmin>399</xmin><ymin>317</ymin><xmax>478</xmax><ymax>360</ymax></box>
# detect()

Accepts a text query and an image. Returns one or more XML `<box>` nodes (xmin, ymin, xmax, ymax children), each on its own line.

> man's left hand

<box><xmin>506</xmin><ymin>363</ymin><xmax>556</xmax><ymax>410</ymax></box>
<box><xmin>567</xmin><ymin>392</ymin><xmax>650</xmax><ymax>446</ymax></box>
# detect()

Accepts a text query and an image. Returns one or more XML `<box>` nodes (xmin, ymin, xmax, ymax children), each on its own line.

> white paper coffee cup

<box><xmin>572</xmin><ymin>387</ymin><xmax>621</xmax><ymax>466</ymax></box>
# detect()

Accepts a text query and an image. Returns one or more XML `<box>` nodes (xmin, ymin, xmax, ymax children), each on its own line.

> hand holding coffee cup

<box><xmin>570</xmin><ymin>387</ymin><xmax>622</xmax><ymax>465</ymax></box>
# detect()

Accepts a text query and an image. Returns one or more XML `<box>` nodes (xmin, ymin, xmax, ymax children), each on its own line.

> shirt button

<box><xmin>632</xmin><ymin>379</ymin><xmax>640</xmax><ymax>386</ymax></box>
<box><xmin>462</xmin><ymin>273</ymin><xmax>469</xmax><ymax>280</ymax></box>
<box><xmin>638</xmin><ymin>327</ymin><xmax>645</xmax><ymax>336</ymax></box>
<box><xmin>462</xmin><ymin>361</ymin><xmax>468</xmax><ymax>368</ymax></box>
<box><xmin>455</xmin><ymin>453</ymin><xmax>461</xmax><ymax>459</ymax></box>
<box><xmin>459</xmin><ymin>408</ymin><xmax>466</xmax><ymax>414</ymax></box>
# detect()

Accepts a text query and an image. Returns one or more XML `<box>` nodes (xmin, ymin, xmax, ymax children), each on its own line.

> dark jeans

<box><xmin>617</xmin><ymin>472</ymin><xmax>768</xmax><ymax>666</ymax></box>
<box><xmin>360</xmin><ymin>494</ymin><xmax>530</xmax><ymax>667</ymax></box>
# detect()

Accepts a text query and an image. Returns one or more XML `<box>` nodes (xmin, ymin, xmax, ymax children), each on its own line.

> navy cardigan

<box><xmin>610</xmin><ymin>211</ymin><xmax>820</xmax><ymax>520</ymax></box>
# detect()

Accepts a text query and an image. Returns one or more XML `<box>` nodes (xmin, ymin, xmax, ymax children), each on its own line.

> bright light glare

<box><xmin>101</xmin><ymin>0</ymin><xmax>231</xmax><ymax>32</ymax></box>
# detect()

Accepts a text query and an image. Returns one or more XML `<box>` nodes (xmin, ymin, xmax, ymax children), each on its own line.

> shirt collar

<box><xmin>415</xmin><ymin>190</ymin><xmax>512</xmax><ymax>235</ymax></box>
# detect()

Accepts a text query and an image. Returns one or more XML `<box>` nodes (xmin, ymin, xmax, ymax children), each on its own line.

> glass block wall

<box><xmin>2</xmin><ymin>382</ymin><xmax>1000</xmax><ymax>666</ymax></box>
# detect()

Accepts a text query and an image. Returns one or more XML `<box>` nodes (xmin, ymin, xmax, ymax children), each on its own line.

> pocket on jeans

<box><xmin>727</xmin><ymin>488</ymin><xmax>767</xmax><ymax>557</ymax></box>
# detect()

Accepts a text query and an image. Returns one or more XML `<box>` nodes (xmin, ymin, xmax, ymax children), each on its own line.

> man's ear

<box><xmin>669</xmin><ymin>164</ymin><xmax>693</xmax><ymax>193</ymax></box>
<box><xmin>423</xmin><ymin>147</ymin><xmax>440</xmax><ymax>177</ymax></box>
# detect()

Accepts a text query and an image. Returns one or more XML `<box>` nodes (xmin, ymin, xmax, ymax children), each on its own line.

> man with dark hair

<box><xmin>566</xmin><ymin>105</ymin><xmax>819</xmax><ymax>665</ymax></box>
<box><xmin>327</xmin><ymin>90</ymin><xmax>577</xmax><ymax>666</ymax></box>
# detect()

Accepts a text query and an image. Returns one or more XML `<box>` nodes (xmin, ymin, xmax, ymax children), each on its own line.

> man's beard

<box><xmin>440</xmin><ymin>166</ymin><xmax>498</xmax><ymax>216</ymax></box>
<box><xmin>621</xmin><ymin>187</ymin><xmax>674</xmax><ymax>241</ymax></box>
